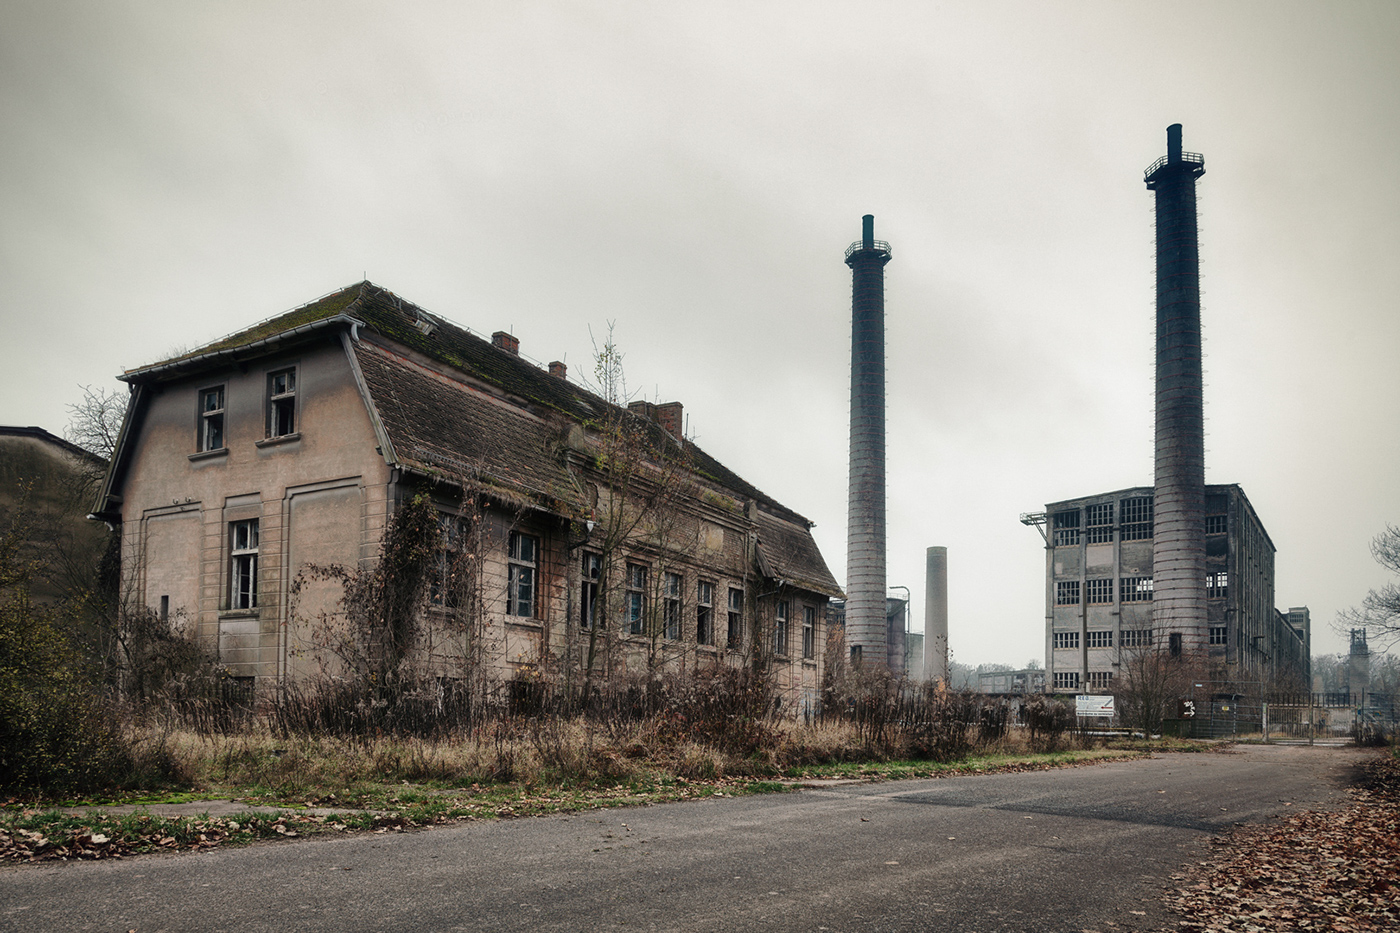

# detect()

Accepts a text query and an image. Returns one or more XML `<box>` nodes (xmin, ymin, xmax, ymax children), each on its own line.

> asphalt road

<box><xmin>1</xmin><ymin>745</ymin><xmax>1364</xmax><ymax>933</ymax></box>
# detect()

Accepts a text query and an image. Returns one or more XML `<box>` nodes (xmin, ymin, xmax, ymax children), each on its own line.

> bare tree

<box><xmin>1338</xmin><ymin>524</ymin><xmax>1400</xmax><ymax>650</ymax></box>
<box><xmin>1114</xmin><ymin>643</ymin><xmax>1201</xmax><ymax>737</ymax></box>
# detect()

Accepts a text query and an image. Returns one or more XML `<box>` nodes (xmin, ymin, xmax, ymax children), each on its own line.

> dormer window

<box><xmin>268</xmin><ymin>368</ymin><xmax>297</xmax><ymax>438</ymax></box>
<box><xmin>199</xmin><ymin>386</ymin><xmax>225</xmax><ymax>451</ymax></box>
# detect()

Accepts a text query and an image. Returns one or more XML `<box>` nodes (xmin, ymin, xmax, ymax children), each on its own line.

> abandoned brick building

<box><xmin>1029</xmin><ymin>485</ymin><xmax>1310</xmax><ymax>694</ymax></box>
<box><xmin>92</xmin><ymin>282</ymin><xmax>841</xmax><ymax>709</ymax></box>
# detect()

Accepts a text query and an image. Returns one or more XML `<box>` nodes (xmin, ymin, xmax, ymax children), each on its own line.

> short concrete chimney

<box><xmin>656</xmin><ymin>401</ymin><xmax>683</xmax><ymax>439</ymax></box>
<box><xmin>548</xmin><ymin>361</ymin><xmax>567</xmax><ymax>379</ymax></box>
<box><xmin>492</xmin><ymin>331</ymin><xmax>519</xmax><ymax>355</ymax></box>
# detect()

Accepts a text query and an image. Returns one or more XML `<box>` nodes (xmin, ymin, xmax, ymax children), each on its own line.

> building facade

<box><xmin>94</xmin><ymin>282</ymin><xmax>841</xmax><ymax>710</ymax></box>
<box><xmin>1036</xmin><ymin>484</ymin><xmax>1309</xmax><ymax>694</ymax></box>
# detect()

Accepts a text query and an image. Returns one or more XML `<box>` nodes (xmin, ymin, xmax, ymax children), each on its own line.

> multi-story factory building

<box><xmin>1033</xmin><ymin>484</ymin><xmax>1309</xmax><ymax>694</ymax></box>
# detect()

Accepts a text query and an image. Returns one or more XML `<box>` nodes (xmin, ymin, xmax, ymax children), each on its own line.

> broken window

<box><xmin>1053</xmin><ymin>671</ymin><xmax>1080</xmax><ymax>690</ymax></box>
<box><xmin>1053</xmin><ymin>631</ymin><xmax>1079</xmax><ymax>650</ymax></box>
<box><xmin>430</xmin><ymin>514</ymin><xmax>467</xmax><ymax>608</ymax></box>
<box><xmin>627</xmin><ymin>564</ymin><xmax>648</xmax><ymax>635</ymax></box>
<box><xmin>1085</xmin><ymin>503</ymin><xmax>1113</xmax><ymax>544</ymax></box>
<box><xmin>1086</xmin><ymin>578</ymin><xmax>1113</xmax><ymax>604</ymax></box>
<box><xmin>664</xmin><ymin>572</ymin><xmax>682</xmax><ymax>640</ymax></box>
<box><xmin>580</xmin><ymin>552</ymin><xmax>601</xmax><ymax>630</ymax></box>
<box><xmin>507</xmin><ymin>532</ymin><xmax>537</xmax><ymax>618</ymax></box>
<box><xmin>200</xmin><ymin>386</ymin><xmax>225</xmax><ymax>452</ymax></box>
<box><xmin>1206</xmin><ymin>571</ymin><xmax>1228</xmax><ymax>600</ymax></box>
<box><xmin>774</xmin><ymin>600</ymin><xmax>789</xmax><ymax>656</ymax></box>
<box><xmin>727</xmin><ymin>587</ymin><xmax>743</xmax><ymax>648</ymax></box>
<box><xmin>1087</xmin><ymin>630</ymin><xmax>1113</xmax><ymax>648</ymax></box>
<box><xmin>696</xmin><ymin>581</ymin><xmax>713</xmax><ymax>645</ymax></box>
<box><xmin>267</xmin><ymin>368</ymin><xmax>297</xmax><ymax>438</ymax></box>
<box><xmin>1056</xmin><ymin>580</ymin><xmax>1080</xmax><ymax>606</ymax></box>
<box><xmin>1121</xmin><ymin>576</ymin><xmax>1153</xmax><ymax>602</ymax></box>
<box><xmin>1087</xmin><ymin>671</ymin><xmax>1114</xmax><ymax>688</ymax></box>
<box><xmin>802</xmin><ymin>606</ymin><xmax>816</xmax><ymax>660</ymax></box>
<box><xmin>1053</xmin><ymin>510</ymin><xmax>1080</xmax><ymax>547</ymax></box>
<box><xmin>1120</xmin><ymin>496</ymin><xmax>1153</xmax><ymax>540</ymax></box>
<box><xmin>229</xmin><ymin>519</ymin><xmax>258</xmax><ymax>610</ymax></box>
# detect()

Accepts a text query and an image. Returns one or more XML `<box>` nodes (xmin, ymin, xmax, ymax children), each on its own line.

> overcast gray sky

<box><xmin>3</xmin><ymin>1</ymin><xmax>1397</xmax><ymax>664</ymax></box>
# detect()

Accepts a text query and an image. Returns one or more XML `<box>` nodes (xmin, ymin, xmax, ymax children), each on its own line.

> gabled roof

<box><xmin>110</xmin><ymin>282</ymin><xmax>840</xmax><ymax>596</ymax></box>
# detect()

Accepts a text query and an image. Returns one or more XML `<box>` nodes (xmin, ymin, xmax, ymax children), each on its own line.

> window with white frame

<box><xmin>1121</xmin><ymin>628</ymin><xmax>1153</xmax><ymax>648</ymax></box>
<box><xmin>1206</xmin><ymin>571</ymin><xmax>1228</xmax><ymax>600</ymax></box>
<box><xmin>696</xmin><ymin>581</ymin><xmax>714</xmax><ymax>645</ymax></box>
<box><xmin>267</xmin><ymin>368</ymin><xmax>297</xmax><ymax>438</ymax></box>
<box><xmin>430</xmin><ymin>514</ymin><xmax>466</xmax><ymax>608</ymax></box>
<box><xmin>774</xmin><ymin>600</ymin><xmax>789</xmax><ymax>656</ymax></box>
<box><xmin>1209</xmin><ymin>625</ymin><xmax>1227</xmax><ymax>646</ymax></box>
<box><xmin>507</xmin><ymin>532</ymin><xmax>538</xmax><ymax>618</ymax></box>
<box><xmin>580</xmin><ymin>552</ymin><xmax>601</xmax><ymax>630</ymax></box>
<box><xmin>727</xmin><ymin>587</ymin><xmax>743</xmax><ymax>648</ymax></box>
<box><xmin>1086</xmin><ymin>578</ymin><xmax>1113</xmax><ymax>604</ymax></box>
<box><xmin>664</xmin><ymin>572</ymin><xmax>682</xmax><ymax>640</ymax></box>
<box><xmin>1053</xmin><ymin>631</ymin><xmax>1079</xmax><ymax>650</ymax></box>
<box><xmin>1053</xmin><ymin>510</ymin><xmax>1080</xmax><ymax>547</ymax></box>
<box><xmin>200</xmin><ymin>386</ymin><xmax>225</xmax><ymax>452</ymax></box>
<box><xmin>1056</xmin><ymin>580</ymin><xmax>1080</xmax><ymax>606</ymax></box>
<box><xmin>802</xmin><ymin>606</ymin><xmax>816</xmax><ymax>660</ymax></box>
<box><xmin>1087</xmin><ymin>630</ymin><xmax>1113</xmax><ymax>648</ymax></box>
<box><xmin>1120</xmin><ymin>496</ymin><xmax>1153</xmax><ymax>540</ymax></box>
<box><xmin>627</xmin><ymin>563</ymin><xmax>647</xmax><ymax>635</ymax></box>
<box><xmin>1085</xmin><ymin>503</ymin><xmax>1114</xmax><ymax>544</ymax></box>
<box><xmin>1053</xmin><ymin>671</ymin><xmax>1080</xmax><ymax>690</ymax></box>
<box><xmin>229</xmin><ymin>519</ymin><xmax>259</xmax><ymax>610</ymax></box>
<box><xmin>1121</xmin><ymin>576</ymin><xmax>1153</xmax><ymax>602</ymax></box>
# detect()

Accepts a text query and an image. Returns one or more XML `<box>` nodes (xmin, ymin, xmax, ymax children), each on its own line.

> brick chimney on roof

<box><xmin>627</xmin><ymin>400</ymin><xmax>657</xmax><ymax>422</ymax></box>
<box><xmin>656</xmin><ymin>401</ymin><xmax>683</xmax><ymax>439</ymax></box>
<box><xmin>492</xmin><ymin>331</ymin><xmax>519</xmax><ymax>355</ymax></box>
<box><xmin>548</xmin><ymin>361</ymin><xmax>567</xmax><ymax>379</ymax></box>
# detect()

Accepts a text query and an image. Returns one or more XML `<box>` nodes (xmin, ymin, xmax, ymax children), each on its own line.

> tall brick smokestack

<box><xmin>845</xmin><ymin>214</ymin><xmax>892</xmax><ymax>665</ymax></box>
<box><xmin>1145</xmin><ymin>124</ymin><xmax>1208</xmax><ymax>653</ymax></box>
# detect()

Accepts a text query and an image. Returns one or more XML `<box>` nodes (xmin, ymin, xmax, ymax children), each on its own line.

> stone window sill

<box><xmin>256</xmin><ymin>432</ymin><xmax>301</xmax><ymax>449</ymax></box>
<box><xmin>189</xmin><ymin>448</ymin><xmax>228</xmax><ymax>462</ymax></box>
<box><xmin>219</xmin><ymin>608</ymin><xmax>261</xmax><ymax>620</ymax></box>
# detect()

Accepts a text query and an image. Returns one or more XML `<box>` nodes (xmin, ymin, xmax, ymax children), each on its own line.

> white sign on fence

<box><xmin>1076</xmin><ymin>694</ymin><xmax>1115</xmax><ymax>718</ymax></box>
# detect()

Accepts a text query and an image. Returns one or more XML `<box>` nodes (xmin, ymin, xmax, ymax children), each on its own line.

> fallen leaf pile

<box><xmin>1165</xmin><ymin>753</ymin><xmax>1400</xmax><ymax>932</ymax></box>
<box><xmin>0</xmin><ymin>813</ymin><xmax>345</xmax><ymax>862</ymax></box>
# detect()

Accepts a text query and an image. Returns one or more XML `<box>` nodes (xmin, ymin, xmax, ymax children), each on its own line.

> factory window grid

<box><xmin>199</xmin><ymin>386</ymin><xmax>225</xmax><ymax>452</ymax></box>
<box><xmin>267</xmin><ymin>367</ymin><xmax>297</xmax><ymax>438</ymax></box>
<box><xmin>1120</xmin><ymin>496</ymin><xmax>1153</xmax><ymax>540</ymax></box>
<box><xmin>1086</xmin><ymin>578</ymin><xmax>1113</xmax><ymax>604</ymax></box>
<box><xmin>1121</xmin><ymin>575</ymin><xmax>1153</xmax><ymax>602</ymax></box>
<box><xmin>1053</xmin><ymin>631</ymin><xmax>1079</xmax><ymax>650</ymax></box>
<box><xmin>726</xmin><ymin>587</ymin><xmax>743</xmax><ymax>648</ymax></box>
<box><xmin>229</xmin><ymin>519</ymin><xmax>259</xmax><ymax>610</ymax></box>
<box><xmin>506</xmin><ymin>532</ymin><xmax>538</xmax><ymax>618</ymax></box>
<box><xmin>1053</xmin><ymin>510</ymin><xmax>1080</xmax><ymax>547</ymax></box>
<box><xmin>1206</xmin><ymin>571</ymin><xmax>1228</xmax><ymax>600</ymax></box>
<box><xmin>1056</xmin><ymin>580</ymin><xmax>1080</xmax><ymax>606</ymax></box>
<box><xmin>1053</xmin><ymin>671</ymin><xmax>1080</xmax><ymax>690</ymax></box>
<box><xmin>663</xmin><ymin>572</ymin><xmax>682</xmax><ymax>640</ymax></box>
<box><xmin>626</xmin><ymin>563</ymin><xmax>648</xmax><ymax>635</ymax></box>
<box><xmin>802</xmin><ymin>605</ymin><xmax>816</xmax><ymax>660</ymax></box>
<box><xmin>1085</xmin><ymin>503</ymin><xmax>1114</xmax><ymax>544</ymax></box>
<box><xmin>1121</xmin><ymin>628</ymin><xmax>1153</xmax><ymax>648</ymax></box>
<box><xmin>1087</xmin><ymin>630</ymin><xmax>1113</xmax><ymax>649</ymax></box>
<box><xmin>1209</xmin><ymin>625</ymin><xmax>1227</xmax><ymax>646</ymax></box>
<box><xmin>696</xmin><ymin>581</ymin><xmax>713</xmax><ymax>645</ymax></box>
<box><xmin>1205</xmin><ymin>514</ymin><xmax>1227</xmax><ymax>535</ymax></box>
<box><xmin>1087</xmin><ymin>671</ymin><xmax>1114</xmax><ymax>689</ymax></box>
<box><xmin>774</xmin><ymin>600</ymin><xmax>789</xmax><ymax>656</ymax></box>
<box><xmin>580</xmin><ymin>552</ymin><xmax>601</xmax><ymax>630</ymax></box>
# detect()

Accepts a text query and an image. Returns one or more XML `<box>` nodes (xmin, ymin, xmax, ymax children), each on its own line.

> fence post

<box><xmin>1262</xmin><ymin>701</ymin><xmax>1269</xmax><ymax>743</ymax></box>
